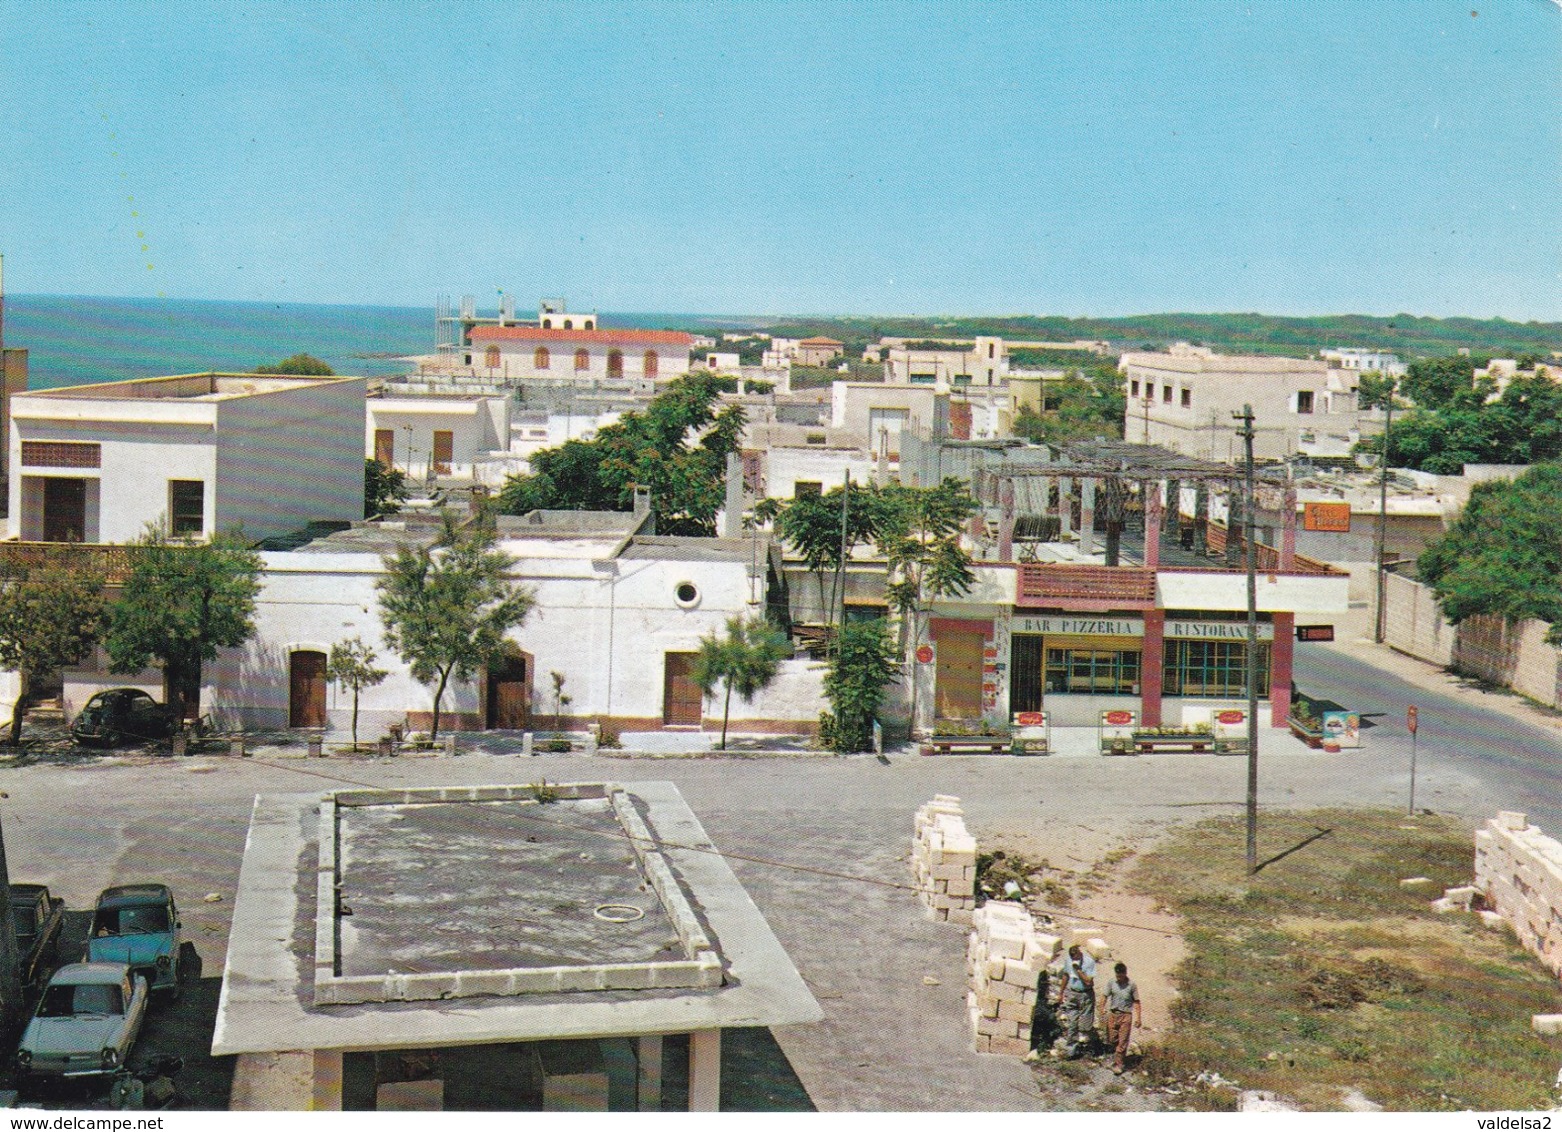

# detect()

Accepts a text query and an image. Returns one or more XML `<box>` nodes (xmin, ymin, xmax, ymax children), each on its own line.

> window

<box><xmin>432</xmin><ymin>430</ymin><xmax>454</xmax><ymax>474</ymax></box>
<box><xmin>1181</xmin><ymin>388</ymin><xmax>1192</xmax><ymax>408</ymax></box>
<box><xmin>794</xmin><ymin>481</ymin><xmax>822</xmax><ymax>498</ymax></box>
<box><xmin>909</xmin><ymin>373</ymin><xmax>937</xmax><ymax>385</ymax></box>
<box><xmin>21</xmin><ymin>441</ymin><xmax>100</xmax><ymax>468</ymax></box>
<box><xmin>1296</xmin><ymin>390</ymin><xmax>1315</xmax><ymax>414</ymax></box>
<box><xmin>563</xmin><ymin>319</ymin><xmax>573</xmax><ymax>330</ymax></box>
<box><xmin>534</xmin><ymin>347</ymin><xmax>550</xmax><ymax>370</ymax></box>
<box><xmin>169</xmin><ymin>480</ymin><xmax>205</xmax><ymax>537</ymax></box>
<box><xmin>575</xmin><ymin>348</ymin><xmax>590</xmax><ymax>371</ymax></box>
<box><xmin>988</xmin><ymin>342</ymin><xmax>996</xmax><ymax>359</ymax></box>
<box><xmin>608</xmin><ymin>350</ymin><xmax>624</xmax><ymax>377</ymax></box>
<box><xmin>952</xmin><ymin>374</ymin><xmax>972</xmax><ymax>387</ymax></box>
<box><xmin>1162</xmin><ymin>384</ymin><xmax>1173</xmax><ymax>403</ymax></box>
<box><xmin>1044</xmin><ymin>648</ymin><xmax>1141</xmax><ymax>695</ymax></box>
<box><xmin>484</xmin><ymin>345</ymin><xmax>500</xmax><ymax>369</ymax></box>
<box><xmin>1130</xmin><ymin>380</ymin><xmax>1140</xmax><ymax>397</ymax></box>
<box><xmin>1162</xmin><ymin>640</ymin><xmax>1271</xmax><ymax>698</ymax></box>
<box><xmin>643</xmin><ymin>350</ymin><xmax>659</xmax><ymax>378</ymax></box>
<box><xmin>674</xmin><ymin>581</ymin><xmax>699</xmax><ymax>607</ymax></box>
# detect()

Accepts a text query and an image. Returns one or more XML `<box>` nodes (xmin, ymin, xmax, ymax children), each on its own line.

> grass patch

<box><xmin>1130</xmin><ymin>808</ymin><xmax>1562</xmax><ymax>1111</ymax></box>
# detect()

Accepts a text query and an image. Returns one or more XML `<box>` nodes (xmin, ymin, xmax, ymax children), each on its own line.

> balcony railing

<box><xmin>1016</xmin><ymin>563</ymin><xmax>1156</xmax><ymax>607</ymax></box>
<box><xmin>0</xmin><ymin>542</ymin><xmax>141</xmax><ymax>584</ymax></box>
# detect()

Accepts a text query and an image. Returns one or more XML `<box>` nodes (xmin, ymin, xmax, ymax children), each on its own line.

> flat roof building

<box><xmin>215</xmin><ymin>780</ymin><xmax>821</xmax><ymax>1111</ymax></box>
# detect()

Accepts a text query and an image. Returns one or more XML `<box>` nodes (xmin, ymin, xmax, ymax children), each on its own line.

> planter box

<box><xmin>1288</xmin><ymin>718</ymin><xmax>1324</xmax><ymax>748</ymax></box>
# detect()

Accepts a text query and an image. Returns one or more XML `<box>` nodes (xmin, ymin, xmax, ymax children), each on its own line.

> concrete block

<box><xmin>988</xmin><ymin>1036</ymin><xmax>1030</xmax><ymax>1057</ymax></box>
<box><xmin>1478</xmin><ymin>910</ymin><xmax>1507</xmax><ymax>929</ymax></box>
<box><xmin>987</xmin><ymin>935</ymin><xmax>1025</xmax><ymax>961</ymax></box>
<box><xmin>1083</xmin><ymin>937</ymin><xmax>1112</xmax><ymax>960</ymax></box>
<box><xmin>1531</xmin><ymin>1014</ymin><xmax>1562</xmax><ymax>1036</ymax></box>
<box><xmin>1443</xmin><ymin>885</ymin><xmax>1478</xmax><ymax>907</ymax></box>
<box><xmin>997</xmin><ymin>998</ymin><xmax>1033</xmax><ymax>1023</ymax></box>
<box><xmin>1430</xmin><ymin>897</ymin><xmax>1463</xmax><ymax>915</ymax></box>
<box><xmin>949</xmin><ymin>907</ymin><xmax>973</xmax><ymax>927</ymax></box>
<box><xmin>1398</xmin><ymin>876</ymin><xmax>1435</xmax><ymax>890</ymax></box>
<box><xmin>975</xmin><ymin>1012</ymin><xmax>1006</xmax><ymax>1036</ymax></box>
<box><xmin>1499</xmin><ymin>811</ymin><xmax>1529</xmax><ymax>831</ymax></box>
<box><xmin>990</xmin><ymin>977</ymin><xmax>1031</xmax><ymax>1004</ymax></box>
<box><xmin>985</xmin><ymin>958</ymin><xmax>1007</xmax><ymax>981</ymax></box>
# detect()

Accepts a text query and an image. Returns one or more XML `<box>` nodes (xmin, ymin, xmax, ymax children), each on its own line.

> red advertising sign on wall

<box><xmin>1103</xmin><ymin>710</ymin><xmax>1134</xmax><ymax>726</ymax></box>
<box><xmin>1216</xmin><ymin>709</ymin><xmax>1246</xmax><ymax>725</ymax></box>
<box><xmin>915</xmin><ymin>644</ymin><xmax>934</xmax><ymax>664</ymax></box>
<box><xmin>1303</xmin><ymin>501</ymin><xmax>1352</xmax><ymax>532</ymax></box>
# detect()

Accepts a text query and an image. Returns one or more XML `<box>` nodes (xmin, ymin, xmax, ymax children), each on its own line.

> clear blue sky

<box><xmin>1</xmin><ymin>0</ymin><xmax>1557</xmax><ymax>320</ymax></box>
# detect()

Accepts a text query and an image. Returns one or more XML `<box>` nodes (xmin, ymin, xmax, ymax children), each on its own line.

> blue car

<box><xmin>85</xmin><ymin>885</ymin><xmax>184</xmax><ymax>998</ymax></box>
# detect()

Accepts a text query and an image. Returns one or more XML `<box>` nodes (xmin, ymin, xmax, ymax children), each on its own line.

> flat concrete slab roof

<box><xmin>213</xmin><ymin>781</ymin><xmax>821</xmax><ymax>1056</ymax></box>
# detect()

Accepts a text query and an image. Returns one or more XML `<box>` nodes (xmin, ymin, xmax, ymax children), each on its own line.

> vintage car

<box><xmin>9</xmin><ymin>883</ymin><xmax>64</xmax><ymax>993</ymax></box>
<box><xmin>85</xmin><ymin>884</ymin><xmax>183</xmax><ymax>996</ymax></box>
<box><xmin>16</xmin><ymin>963</ymin><xmax>148</xmax><ymax>1081</ymax></box>
<box><xmin>70</xmin><ymin>689</ymin><xmax>179</xmax><ymax>747</ymax></box>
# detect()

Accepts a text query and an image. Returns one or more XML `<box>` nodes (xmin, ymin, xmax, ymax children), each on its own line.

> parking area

<box><xmin>0</xmin><ymin>733</ymin><xmax>1521</xmax><ymax>1110</ymax></box>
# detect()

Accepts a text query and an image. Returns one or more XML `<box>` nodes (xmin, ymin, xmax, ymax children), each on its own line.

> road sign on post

<box><xmin>1407</xmin><ymin>705</ymin><xmax>1418</xmax><ymax>734</ymax></box>
<box><xmin>1407</xmin><ymin>705</ymin><xmax>1420</xmax><ymax>815</ymax></box>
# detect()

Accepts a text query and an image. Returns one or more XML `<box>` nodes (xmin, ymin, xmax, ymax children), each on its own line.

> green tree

<box><xmin>498</xmin><ymin>372</ymin><xmax>745</xmax><ymax>536</ymax></box>
<box><xmin>755</xmin><ymin>483</ymin><xmax>881</xmax><ymax>626</ymax></box>
<box><xmin>875</xmin><ymin>478</ymin><xmax>979</xmax><ymax>633</ymax></box>
<box><xmin>1418</xmin><ymin>464</ymin><xmax>1562</xmax><ymax>641</ymax></box>
<box><xmin>1400</xmin><ymin>355</ymin><xmax>1475</xmax><ymax>410</ymax></box>
<box><xmin>105</xmin><ymin>527</ymin><xmax>263</xmax><ymax>720</ymax></box>
<box><xmin>690</xmin><ymin>616</ymin><xmax>791</xmax><ymax>750</ymax></box>
<box><xmin>254</xmin><ymin>353</ymin><xmax>334</xmax><ymax>376</ymax></box>
<box><xmin>326</xmin><ymin>636</ymin><xmax>388</xmax><ymax>750</ymax></box>
<box><xmin>365</xmin><ymin>458</ymin><xmax>408</xmax><ymax>518</ymax></box>
<box><xmin>1012</xmin><ymin>367</ymin><xmax>1126</xmax><ymax>444</ymax></box>
<box><xmin>0</xmin><ymin>552</ymin><xmax>107</xmax><ymax>744</ymax></box>
<box><xmin>377</xmin><ymin>515</ymin><xmax>534</xmax><ymax>741</ymax></box>
<box><xmin>821</xmin><ymin>618</ymin><xmax>900</xmax><ymax>753</ymax></box>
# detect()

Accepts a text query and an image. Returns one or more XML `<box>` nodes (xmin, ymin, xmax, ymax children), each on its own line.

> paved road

<box><xmin>1293</xmin><ymin>629</ymin><xmax>1562</xmax><ymax>834</ymax></box>
<box><xmin>0</xmin><ymin>709</ymin><xmax>1534</xmax><ymax>1113</ymax></box>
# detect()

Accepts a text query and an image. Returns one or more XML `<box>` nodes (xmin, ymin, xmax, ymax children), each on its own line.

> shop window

<box><xmin>1044</xmin><ymin>648</ymin><xmax>1141</xmax><ymax>695</ymax></box>
<box><xmin>1162</xmin><ymin>640</ymin><xmax>1271</xmax><ymax>698</ymax></box>
<box><xmin>534</xmin><ymin>347</ymin><xmax>551</xmax><ymax>370</ymax></box>
<box><xmin>169</xmin><ymin>480</ymin><xmax>205</xmax><ymax>537</ymax></box>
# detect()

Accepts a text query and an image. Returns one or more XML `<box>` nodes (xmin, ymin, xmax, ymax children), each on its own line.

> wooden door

<box><xmin>374</xmin><ymin>429</ymin><xmax>395</xmax><ymax>466</ymax></box>
<box><xmin>289</xmin><ymin>650</ymin><xmax>327</xmax><ymax>728</ymax></box>
<box><xmin>934</xmin><ymin>630</ymin><xmax>985</xmax><ymax>720</ymax></box>
<box><xmin>485</xmin><ymin>653</ymin><xmax>530</xmax><ymax>730</ymax></box>
<box><xmin>663</xmin><ymin>652</ymin><xmax>703</xmax><ymax>726</ymax></box>
<box><xmin>432</xmin><ymin>430</ymin><xmax>454</xmax><ymax>474</ymax></box>
<box><xmin>42</xmin><ymin>478</ymin><xmax>87</xmax><ymax>543</ymax></box>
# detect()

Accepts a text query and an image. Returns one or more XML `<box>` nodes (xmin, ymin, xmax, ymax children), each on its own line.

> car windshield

<box><xmin>93</xmin><ymin>905</ymin><xmax>169</xmax><ymax>936</ymax></box>
<box><xmin>39</xmin><ymin>982</ymin><xmax>123</xmax><ymax>1017</ymax></box>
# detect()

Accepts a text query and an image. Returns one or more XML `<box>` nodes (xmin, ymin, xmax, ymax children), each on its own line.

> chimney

<box><xmin>722</xmin><ymin>451</ymin><xmax>744</xmax><ymax>538</ymax></box>
<box><xmin>632</xmin><ymin>485</ymin><xmax>651</xmax><ymax>519</ymax></box>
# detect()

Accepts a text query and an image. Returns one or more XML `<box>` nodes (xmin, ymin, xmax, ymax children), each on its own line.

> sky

<box><xmin>0</xmin><ymin>0</ymin><xmax>1557</xmax><ymax>321</ymax></box>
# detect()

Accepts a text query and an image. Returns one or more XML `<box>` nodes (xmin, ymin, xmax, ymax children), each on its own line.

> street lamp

<box><xmin>1233</xmin><ymin>405</ymin><xmax>1260</xmax><ymax>874</ymax></box>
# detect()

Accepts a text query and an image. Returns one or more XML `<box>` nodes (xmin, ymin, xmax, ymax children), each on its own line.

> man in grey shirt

<box><xmin>1053</xmin><ymin>945</ymin><xmax>1097</xmax><ymax>1058</ymax></box>
<box><xmin>1101</xmin><ymin>961</ymin><xmax>1142</xmax><ymax>1074</ymax></box>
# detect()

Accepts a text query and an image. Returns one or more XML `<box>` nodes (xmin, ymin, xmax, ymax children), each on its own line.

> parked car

<box><xmin>15</xmin><ymin>963</ymin><xmax>149</xmax><ymax>1082</ymax></box>
<box><xmin>85</xmin><ymin>885</ymin><xmax>183</xmax><ymax>996</ymax></box>
<box><xmin>9</xmin><ymin>883</ymin><xmax>65</xmax><ymax>993</ymax></box>
<box><xmin>70</xmin><ymin>689</ymin><xmax>179</xmax><ymax>747</ymax></box>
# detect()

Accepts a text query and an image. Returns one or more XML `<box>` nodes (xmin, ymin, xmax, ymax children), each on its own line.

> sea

<box><xmin>1</xmin><ymin>294</ymin><xmax>756</xmax><ymax>390</ymax></box>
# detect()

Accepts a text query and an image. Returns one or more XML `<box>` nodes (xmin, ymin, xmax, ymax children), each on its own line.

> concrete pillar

<box><xmin>312</xmin><ymin>1049</ymin><xmax>343</xmax><ymax>1111</ymax></box>
<box><xmin>1057</xmin><ymin>476</ymin><xmax>1072</xmax><ymax>540</ymax></box>
<box><xmin>1269</xmin><ymin>613</ymin><xmax>1294</xmax><ymax>726</ymax></box>
<box><xmin>1166</xmin><ymin>478</ymin><xmax>1181</xmax><ymax>543</ymax></box>
<box><xmin>1194</xmin><ymin>482</ymin><xmax>1209</xmax><ymax>556</ymax></box>
<box><xmin>1280</xmin><ymin>482</ymin><xmax>1298</xmax><ymax>569</ymax></box>
<box><xmin>1140</xmin><ymin>610</ymin><xmax>1165</xmax><ymax>727</ymax></box>
<box><xmin>689</xmin><ymin>1029</ymin><xmax>721</xmax><ymax>1112</ymax></box>
<box><xmin>636</xmin><ymin>1034</ymin><xmax>663</xmax><ymax>1112</ymax></box>
<box><xmin>997</xmin><ymin>478</ymin><xmax>1015</xmax><ymax>562</ymax></box>
<box><xmin>1225</xmin><ymin>480</ymin><xmax>1242</xmax><ymax>568</ymax></box>
<box><xmin>1143</xmin><ymin>481</ymin><xmax>1162</xmax><ymax>569</ymax></box>
<box><xmin>1079</xmin><ymin>478</ymin><xmax>1096</xmax><ymax>556</ymax></box>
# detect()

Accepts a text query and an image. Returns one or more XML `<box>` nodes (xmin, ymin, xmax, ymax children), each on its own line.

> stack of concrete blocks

<box><xmin>912</xmin><ymin>795</ymin><xmax>978</xmax><ymax>926</ymax></box>
<box><xmin>965</xmin><ymin>901</ymin><xmax>1062</xmax><ymax>1056</ymax></box>
<box><xmin>1473</xmin><ymin>811</ymin><xmax>1562</xmax><ymax>978</ymax></box>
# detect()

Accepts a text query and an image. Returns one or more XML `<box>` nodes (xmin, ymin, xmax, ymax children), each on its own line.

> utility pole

<box><xmin>1233</xmin><ymin>404</ymin><xmax>1260</xmax><ymax>874</ymax></box>
<box><xmin>1373</xmin><ymin>383</ymin><xmax>1397</xmax><ymax>644</ymax></box>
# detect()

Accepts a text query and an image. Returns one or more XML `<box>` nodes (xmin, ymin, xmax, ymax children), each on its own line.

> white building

<box><xmin>1319</xmin><ymin>348</ymin><xmax>1407</xmax><ymax>377</ymax></box>
<box><xmin>466</xmin><ymin>326</ymin><xmax>694</xmax><ymax>384</ymax></box>
<box><xmin>1120</xmin><ymin>351</ymin><xmax>1366</xmax><ymax>463</ymax></box>
<box><xmin>883</xmin><ymin>337</ymin><xmax>1008</xmax><ymax>390</ymax></box>
<box><xmin>367</xmin><ymin>391</ymin><xmax>514</xmax><ymax>484</ymax></box>
<box><xmin>8</xmin><ymin>373</ymin><xmax>365</xmax><ymax>545</ymax></box>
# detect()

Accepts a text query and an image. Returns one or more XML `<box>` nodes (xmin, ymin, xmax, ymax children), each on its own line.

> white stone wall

<box><xmin>367</xmin><ymin>396</ymin><xmax>510</xmax><ymax>480</ymax></box>
<box><xmin>912</xmin><ymin>795</ymin><xmax>977</xmax><ymax>925</ymax></box>
<box><xmin>1474</xmin><ymin>811</ymin><xmax>1562</xmax><ymax>978</ymax></box>
<box><xmin>965</xmin><ymin>901</ymin><xmax>1062</xmax><ymax>1056</ymax></box>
